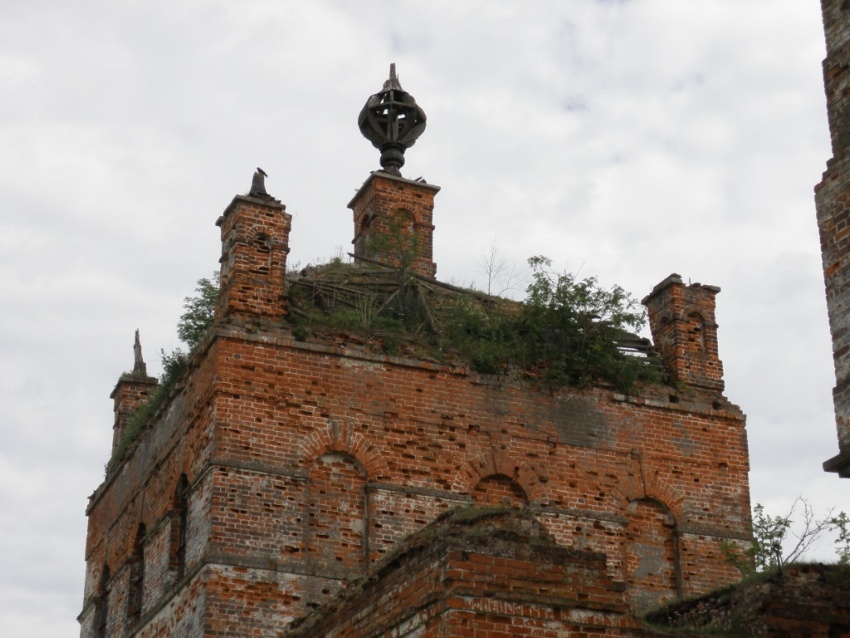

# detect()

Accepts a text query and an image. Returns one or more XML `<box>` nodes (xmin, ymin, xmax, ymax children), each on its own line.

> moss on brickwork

<box><xmin>107</xmin><ymin>257</ymin><xmax>663</xmax><ymax>476</ymax></box>
<box><xmin>106</xmin><ymin>351</ymin><xmax>188</xmax><ymax>474</ymax></box>
<box><xmin>644</xmin><ymin>563</ymin><xmax>850</xmax><ymax>636</ymax></box>
<box><xmin>285</xmin><ymin>506</ymin><xmax>564</xmax><ymax>636</ymax></box>
<box><xmin>385</xmin><ymin>505</ymin><xmax>560</xmax><ymax>559</ymax></box>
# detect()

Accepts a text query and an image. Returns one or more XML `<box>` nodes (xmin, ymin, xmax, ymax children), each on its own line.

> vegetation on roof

<box><xmin>643</xmin><ymin>562</ymin><xmax>850</xmax><ymax>636</ymax></box>
<box><xmin>104</xmin><ymin>276</ymin><xmax>212</xmax><ymax>475</ymax></box>
<box><xmin>106</xmin><ymin>257</ymin><xmax>662</xmax><ymax>476</ymax></box>
<box><xmin>106</xmin><ymin>349</ymin><xmax>188</xmax><ymax>475</ymax></box>
<box><xmin>287</xmin><ymin>255</ymin><xmax>663</xmax><ymax>392</ymax></box>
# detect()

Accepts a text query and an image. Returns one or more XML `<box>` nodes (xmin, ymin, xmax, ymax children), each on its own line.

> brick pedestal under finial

<box><xmin>349</xmin><ymin>171</ymin><xmax>440</xmax><ymax>278</ymax></box>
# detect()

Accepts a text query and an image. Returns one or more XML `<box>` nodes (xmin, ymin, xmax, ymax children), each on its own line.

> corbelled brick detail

<box><xmin>216</xmin><ymin>194</ymin><xmax>292</xmax><ymax>320</ymax></box>
<box><xmin>349</xmin><ymin>171</ymin><xmax>439</xmax><ymax>278</ymax></box>
<box><xmin>643</xmin><ymin>274</ymin><xmax>724</xmax><ymax>391</ymax></box>
<box><xmin>818</xmin><ymin>1</ymin><xmax>850</xmax><ymax>475</ymax></box>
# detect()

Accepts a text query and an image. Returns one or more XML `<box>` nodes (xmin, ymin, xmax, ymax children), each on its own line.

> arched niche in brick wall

<box><xmin>94</xmin><ymin>565</ymin><xmax>110</xmax><ymax>638</ymax></box>
<box><xmin>251</xmin><ymin>232</ymin><xmax>272</xmax><ymax>277</ymax></box>
<box><xmin>169</xmin><ymin>473</ymin><xmax>189</xmax><ymax>580</ymax></box>
<box><xmin>452</xmin><ymin>454</ymin><xmax>545</xmax><ymax>504</ymax></box>
<box><xmin>304</xmin><ymin>452</ymin><xmax>368</xmax><ymax>580</ymax></box>
<box><xmin>298</xmin><ymin>420</ymin><xmax>387</xmax><ymax>480</ymax></box>
<box><xmin>389</xmin><ymin>206</ymin><xmax>416</xmax><ymax>229</ymax></box>
<box><xmin>374</xmin><ymin>207</ymin><xmax>417</xmax><ymax>268</ymax></box>
<box><xmin>472</xmin><ymin>474</ymin><xmax>528</xmax><ymax>507</ymax></box>
<box><xmin>624</xmin><ymin>498</ymin><xmax>681</xmax><ymax>612</ymax></box>
<box><xmin>127</xmin><ymin>523</ymin><xmax>146</xmax><ymax>622</ymax></box>
<box><xmin>686</xmin><ymin>312</ymin><xmax>706</xmax><ymax>351</ymax></box>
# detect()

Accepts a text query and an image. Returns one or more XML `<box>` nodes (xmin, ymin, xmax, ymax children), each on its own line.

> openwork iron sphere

<box><xmin>358</xmin><ymin>63</ymin><xmax>427</xmax><ymax>176</ymax></box>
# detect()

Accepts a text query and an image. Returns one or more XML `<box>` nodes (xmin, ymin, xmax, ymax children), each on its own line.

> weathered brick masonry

<box><xmin>288</xmin><ymin>509</ymin><xmax>642</xmax><ymax>638</ymax></box>
<box><xmin>819</xmin><ymin>0</ymin><xmax>850</xmax><ymax>477</ymax></box>
<box><xmin>79</xmin><ymin>167</ymin><xmax>749</xmax><ymax>637</ymax></box>
<box><xmin>632</xmin><ymin>2</ymin><xmax>850</xmax><ymax>630</ymax></box>
<box><xmin>350</xmin><ymin>171</ymin><xmax>439</xmax><ymax>279</ymax></box>
<box><xmin>644</xmin><ymin>563</ymin><xmax>850</xmax><ymax>637</ymax></box>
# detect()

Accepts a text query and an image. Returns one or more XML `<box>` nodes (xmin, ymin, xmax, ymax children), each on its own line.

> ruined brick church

<box><xmin>79</xmin><ymin>63</ymin><xmax>752</xmax><ymax>637</ymax></box>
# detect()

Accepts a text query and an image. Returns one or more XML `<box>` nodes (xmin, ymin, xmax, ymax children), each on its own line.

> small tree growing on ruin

<box><xmin>722</xmin><ymin>497</ymin><xmax>847</xmax><ymax>574</ymax></box>
<box><xmin>177</xmin><ymin>272</ymin><xmax>219</xmax><ymax>350</ymax></box>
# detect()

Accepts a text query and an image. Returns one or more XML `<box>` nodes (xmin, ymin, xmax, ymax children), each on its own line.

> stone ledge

<box><xmin>823</xmin><ymin>449</ymin><xmax>850</xmax><ymax>477</ymax></box>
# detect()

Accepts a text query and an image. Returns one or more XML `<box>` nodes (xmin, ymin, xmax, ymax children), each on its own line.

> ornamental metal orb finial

<box><xmin>358</xmin><ymin>63</ymin><xmax>427</xmax><ymax>176</ymax></box>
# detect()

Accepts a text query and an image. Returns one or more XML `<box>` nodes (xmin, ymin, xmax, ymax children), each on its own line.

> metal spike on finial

<box><xmin>384</xmin><ymin>63</ymin><xmax>403</xmax><ymax>91</ymax></box>
<box><xmin>133</xmin><ymin>329</ymin><xmax>147</xmax><ymax>375</ymax></box>
<box><xmin>358</xmin><ymin>63</ymin><xmax>427</xmax><ymax>176</ymax></box>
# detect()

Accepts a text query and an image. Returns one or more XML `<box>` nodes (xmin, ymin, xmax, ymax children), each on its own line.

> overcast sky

<box><xmin>0</xmin><ymin>1</ymin><xmax>843</xmax><ymax>635</ymax></box>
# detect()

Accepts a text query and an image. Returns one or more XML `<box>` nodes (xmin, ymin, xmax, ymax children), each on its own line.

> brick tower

<box><xmin>643</xmin><ymin>274</ymin><xmax>724</xmax><ymax>392</ymax></box>
<box><xmin>79</xmin><ymin>70</ymin><xmax>751</xmax><ymax>637</ymax></box>
<box><xmin>818</xmin><ymin>0</ymin><xmax>850</xmax><ymax>477</ymax></box>
<box><xmin>349</xmin><ymin>171</ymin><xmax>439</xmax><ymax>278</ymax></box>
<box><xmin>110</xmin><ymin>330</ymin><xmax>158</xmax><ymax>454</ymax></box>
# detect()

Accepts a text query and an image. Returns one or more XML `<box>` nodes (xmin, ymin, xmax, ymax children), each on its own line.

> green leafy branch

<box><xmin>721</xmin><ymin>497</ymin><xmax>848</xmax><ymax>575</ymax></box>
<box><xmin>105</xmin><ymin>274</ymin><xmax>218</xmax><ymax>475</ymax></box>
<box><xmin>289</xmin><ymin>256</ymin><xmax>660</xmax><ymax>392</ymax></box>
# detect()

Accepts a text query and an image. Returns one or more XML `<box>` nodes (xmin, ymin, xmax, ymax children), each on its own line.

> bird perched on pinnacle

<box><xmin>250</xmin><ymin>167</ymin><xmax>269</xmax><ymax>198</ymax></box>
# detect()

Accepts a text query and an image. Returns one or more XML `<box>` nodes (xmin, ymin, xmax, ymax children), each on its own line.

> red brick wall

<box><xmin>216</xmin><ymin>195</ymin><xmax>292</xmax><ymax>320</ymax></box>
<box><xmin>643</xmin><ymin>275</ymin><xmax>724</xmax><ymax>391</ymax></box>
<box><xmin>84</xmin><ymin>320</ymin><xmax>751</xmax><ymax>638</ymax></box>
<box><xmin>82</xmin><ymin>322</ymin><xmax>749</xmax><ymax>636</ymax></box>
<box><xmin>349</xmin><ymin>172</ymin><xmax>439</xmax><ymax>278</ymax></box>
<box><xmin>81</xmin><ymin>348</ymin><xmax>218</xmax><ymax>637</ymax></box>
<box><xmin>110</xmin><ymin>373</ymin><xmax>157</xmax><ymax>450</ymax></box>
<box><xmin>821</xmin><ymin>0</ymin><xmax>850</xmax><ymax>162</ymax></box>
<box><xmin>81</xmin><ymin>181</ymin><xmax>750</xmax><ymax>636</ymax></box>
<box><xmin>473</xmin><ymin>474</ymin><xmax>528</xmax><ymax>507</ymax></box>
<box><xmin>624</xmin><ymin>499</ymin><xmax>679</xmax><ymax>611</ymax></box>
<box><xmin>304</xmin><ymin>453</ymin><xmax>368</xmax><ymax>577</ymax></box>
<box><xmin>645</xmin><ymin>563</ymin><xmax>850</xmax><ymax>637</ymax></box>
<box><xmin>287</xmin><ymin>512</ymin><xmax>641</xmax><ymax>638</ymax></box>
<box><xmin>818</xmin><ymin>1</ymin><xmax>850</xmax><ymax>475</ymax></box>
